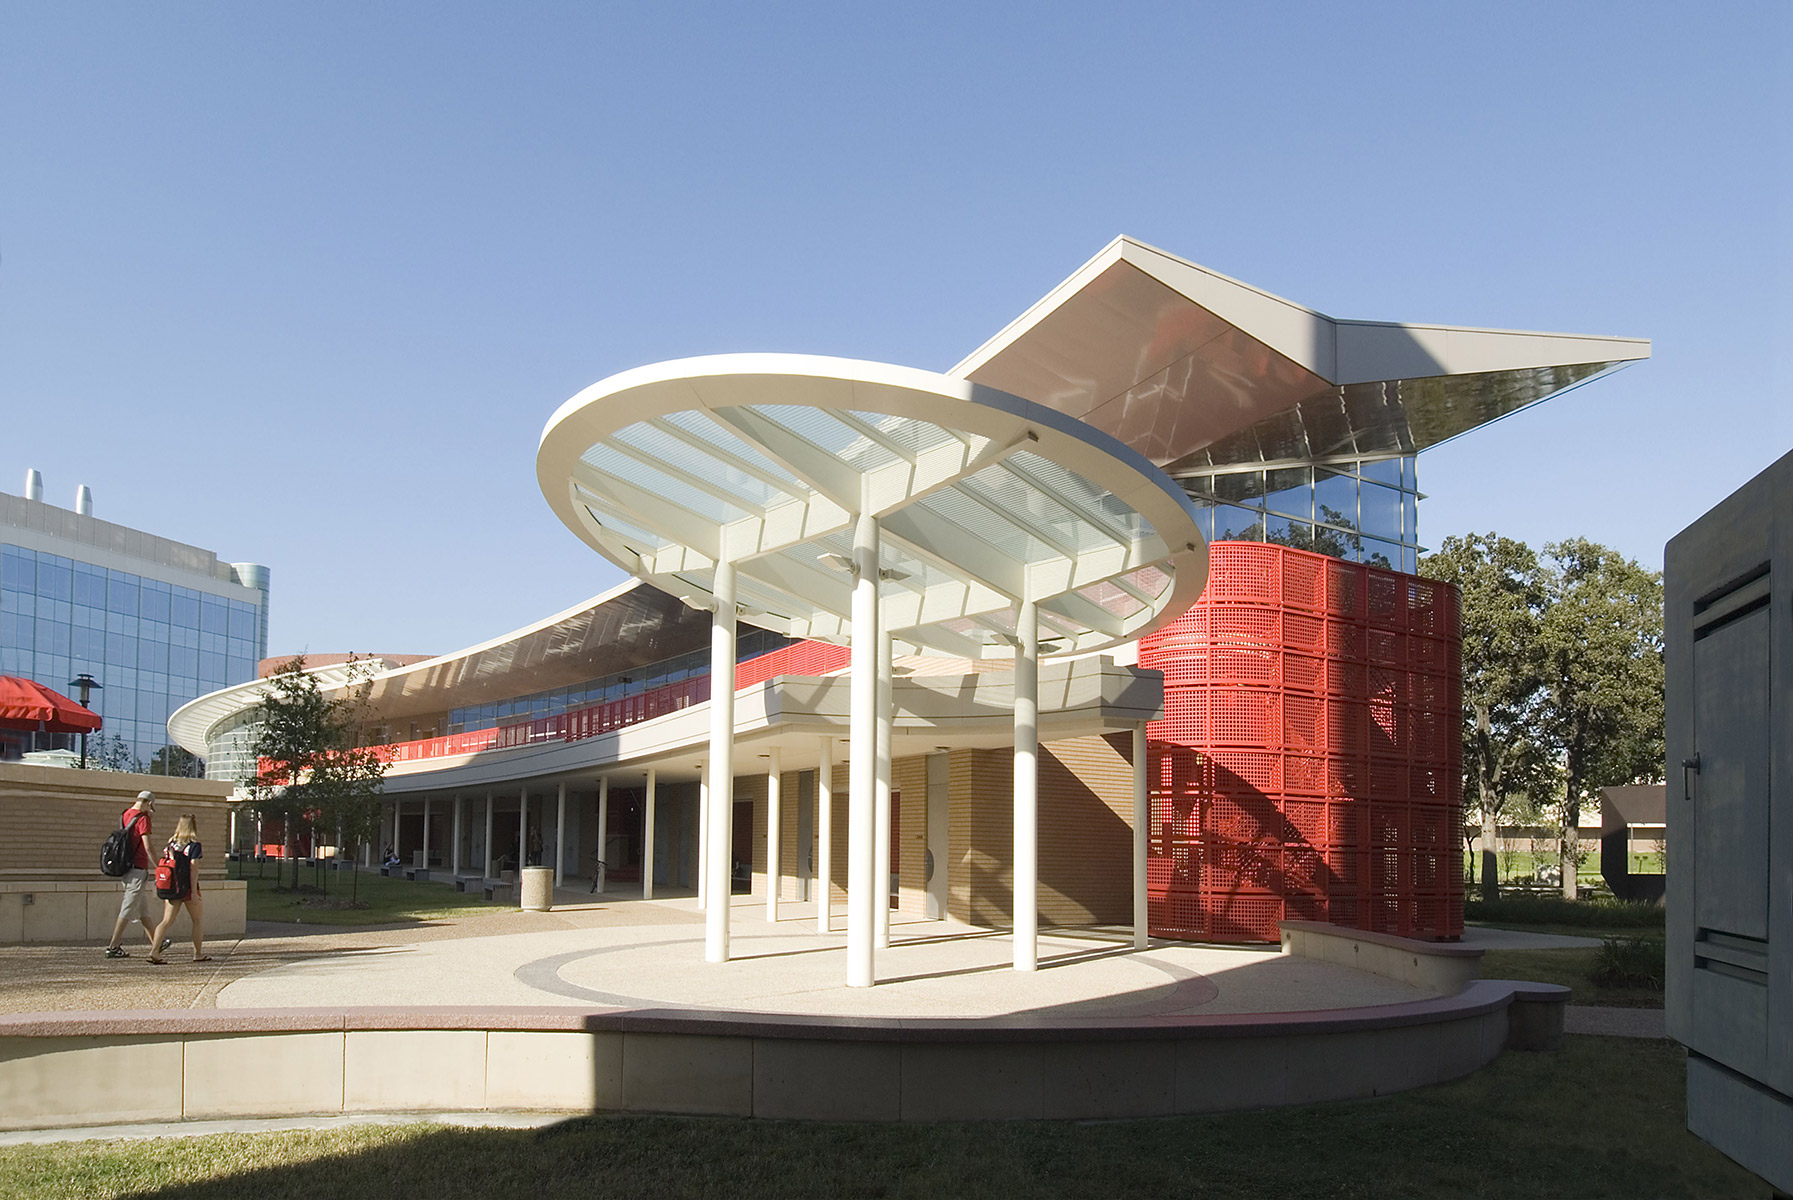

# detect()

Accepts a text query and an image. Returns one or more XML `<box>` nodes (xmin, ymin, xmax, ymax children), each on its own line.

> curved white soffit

<box><xmin>538</xmin><ymin>354</ymin><xmax>1210</xmax><ymax>659</ymax></box>
<box><xmin>167</xmin><ymin>660</ymin><xmax>379</xmax><ymax>757</ymax></box>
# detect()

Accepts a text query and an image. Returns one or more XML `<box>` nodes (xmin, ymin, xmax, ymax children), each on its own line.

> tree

<box><xmin>1420</xmin><ymin>534</ymin><xmax>1553</xmax><ymax>901</ymax></box>
<box><xmin>247</xmin><ymin>656</ymin><xmax>387</xmax><ymax>893</ymax></box>
<box><xmin>88</xmin><ymin>733</ymin><xmax>143</xmax><ymax>773</ymax></box>
<box><xmin>149</xmin><ymin>744</ymin><xmax>204</xmax><ymax>778</ymax></box>
<box><xmin>1535</xmin><ymin>539</ymin><xmax>1664</xmax><ymax>899</ymax></box>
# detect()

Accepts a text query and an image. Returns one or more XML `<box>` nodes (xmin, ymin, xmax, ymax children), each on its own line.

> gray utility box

<box><xmin>1664</xmin><ymin>447</ymin><xmax>1792</xmax><ymax>1194</ymax></box>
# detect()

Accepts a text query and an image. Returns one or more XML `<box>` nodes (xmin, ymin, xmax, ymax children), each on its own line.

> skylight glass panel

<box><xmin>581</xmin><ymin>442</ymin><xmax>755</xmax><ymax>525</ymax></box>
<box><xmin>1077</xmin><ymin>579</ymin><xmax>1147</xmax><ymax>619</ymax></box>
<box><xmin>843</xmin><ymin>410</ymin><xmax>961</xmax><ymax>459</ymax></box>
<box><xmin>657</xmin><ymin>411</ymin><xmax>807</xmax><ymax>489</ymax></box>
<box><xmin>581</xmin><ymin>505</ymin><xmax>670</xmax><ymax>553</ymax></box>
<box><xmin>754</xmin><ymin>405</ymin><xmax>899</xmax><ymax>470</ymax></box>
<box><xmin>612</xmin><ymin>422</ymin><xmax>796</xmax><ymax>510</ymax></box>
<box><xmin>916</xmin><ymin>488</ymin><xmax>1050</xmax><ymax>563</ymax></box>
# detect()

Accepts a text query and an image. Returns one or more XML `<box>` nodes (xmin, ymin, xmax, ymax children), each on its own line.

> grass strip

<box><xmin>239</xmin><ymin>869</ymin><xmax>495</xmax><ymax>927</ymax></box>
<box><xmin>0</xmin><ymin>1039</ymin><xmax>1760</xmax><ymax>1199</ymax></box>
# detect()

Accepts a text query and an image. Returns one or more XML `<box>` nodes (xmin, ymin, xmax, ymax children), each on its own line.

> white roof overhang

<box><xmin>953</xmin><ymin>236</ymin><xmax>1651</xmax><ymax>472</ymax></box>
<box><xmin>167</xmin><ymin>659</ymin><xmax>387</xmax><ymax>757</ymax></box>
<box><xmin>378</xmin><ymin>656</ymin><xmax>1159</xmax><ymax>793</ymax></box>
<box><xmin>538</xmin><ymin>354</ymin><xmax>1210</xmax><ymax>659</ymax></box>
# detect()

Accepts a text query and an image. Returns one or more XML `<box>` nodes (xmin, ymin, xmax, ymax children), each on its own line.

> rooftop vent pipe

<box><xmin>24</xmin><ymin>469</ymin><xmax>42</xmax><ymax>501</ymax></box>
<box><xmin>75</xmin><ymin>485</ymin><xmax>92</xmax><ymax>516</ymax></box>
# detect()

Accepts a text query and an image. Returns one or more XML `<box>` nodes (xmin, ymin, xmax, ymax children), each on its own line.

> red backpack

<box><xmin>154</xmin><ymin>848</ymin><xmax>183</xmax><ymax>899</ymax></box>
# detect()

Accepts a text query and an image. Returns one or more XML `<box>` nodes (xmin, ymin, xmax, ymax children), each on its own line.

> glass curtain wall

<box><xmin>1174</xmin><ymin>456</ymin><xmax>1421</xmax><ymax>573</ymax></box>
<box><xmin>446</xmin><ymin>626</ymin><xmax>793</xmax><ymax>736</ymax></box>
<box><xmin>0</xmin><ymin>544</ymin><xmax>264</xmax><ymax>770</ymax></box>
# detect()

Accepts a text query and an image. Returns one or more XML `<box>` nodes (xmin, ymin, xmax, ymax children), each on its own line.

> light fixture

<box><xmin>69</xmin><ymin>673</ymin><xmax>101</xmax><ymax>770</ymax></box>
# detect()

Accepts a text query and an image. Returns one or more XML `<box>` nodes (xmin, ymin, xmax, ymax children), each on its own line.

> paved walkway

<box><xmin>214</xmin><ymin>893</ymin><xmax>1431</xmax><ymax>1019</ymax></box>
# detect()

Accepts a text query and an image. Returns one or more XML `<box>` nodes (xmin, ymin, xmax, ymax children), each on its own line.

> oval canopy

<box><xmin>537</xmin><ymin>354</ymin><xmax>1209</xmax><ymax>659</ymax></box>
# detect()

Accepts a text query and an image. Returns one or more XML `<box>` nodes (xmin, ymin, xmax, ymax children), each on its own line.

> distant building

<box><xmin>0</xmin><ymin>471</ymin><xmax>269</xmax><ymax>772</ymax></box>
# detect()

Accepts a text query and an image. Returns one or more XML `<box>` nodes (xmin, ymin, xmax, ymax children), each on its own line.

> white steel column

<box><xmin>875</xmin><ymin>626</ymin><xmax>893</xmax><ymax>950</ymax></box>
<box><xmin>765</xmin><ymin>748</ymin><xmax>782</xmax><ymax>922</ymax></box>
<box><xmin>1013</xmin><ymin>597</ymin><xmax>1039</xmax><ymax>972</ymax></box>
<box><xmin>555</xmin><ymin>781</ymin><xmax>568</xmax><ymax>888</ymax></box>
<box><xmin>451</xmin><ymin>795</ymin><xmax>462</xmax><ymax>879</ymax></box>
<box><xmin>482</xmin><ymin>792</ymin><xmax>494</xmax><ymax>878</ymax></box>
<box><xmin>706</xmin><ymin>560</ymin><xmax>738</xmax><ymax>964</ymax></box>
<box><xmin>848</xmin><ymin>511</ymin><xmax>879</xmax><ymax>987</ymax></box>
<box><xmin>421</xmin><ymin>797</ymin><xmax>432</xmax><ymax>873</ymax></box>
<box><xmin>1133</xmin><ymin>723</ymin><xmax>1149</xmax><ymax>950</ymax></box>
<box><xmin>517</xmin><ymin>788</ymin><xmax>528</xmax><ymax>872</ymax></box>
<box><xmin>595</xmin><ymin>776</ymin><xmax>609</xmax><ymax>893</ymax></box>
<box><xmin>697</xmin><ymin>770</ymin><xmax>708</xmax><ymax>911</ymax></box>
<box><xmin>228</xmin><ymin>809</ymin><xmax>238</xmax><ymax>857</ymax></box>
<box><xmin>817</xmin><ymin>737</ymin><xmax>833</xmax><ymax>934</ymax></box>
<box><xmin>642</xmin><ymin>768</ymin><xmax>657</xmax><ymax>900</ymax></box>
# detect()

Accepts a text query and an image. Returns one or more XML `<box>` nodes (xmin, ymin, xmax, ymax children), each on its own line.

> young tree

<box><xmin>1536</xmin><ymin>539</ymin><xmax>1665</xmax><ymax>900</ymax></box>
<box><xmin>247</xmin><ymin>656</ymin><xmax>387</xmax><ymax>892</ymax></box>
<box><xmin>1420</xmin><ymin>534</ymin><xmax>1552</xmax><ymax>901</ymax></box>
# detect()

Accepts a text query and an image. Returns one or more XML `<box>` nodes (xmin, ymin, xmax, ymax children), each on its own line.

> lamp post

<box><xmin>69</xmin><ymin>673</ymin><xmax>101</xmax><ymax>769</ymax></box>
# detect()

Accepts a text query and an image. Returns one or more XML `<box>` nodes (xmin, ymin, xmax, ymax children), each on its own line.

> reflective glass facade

<box><xmin>446</xmin><ymin>626</ymin><xmax>792</xmax><ymax>735</ymax></box>
<box><xmin>0</xmin><ymin>542</ymin><xmax>267</xmax><ymax>771</ymax></box>
<box><xmin>1174</xmin><ymin>455</ymin><xmax>1420</xmax><ymax>573</ymax></box>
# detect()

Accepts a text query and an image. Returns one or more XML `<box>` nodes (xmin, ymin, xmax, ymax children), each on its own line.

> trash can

<box><xmin>520</xmin><ymin>866</ymin><xmax>554</xmax><ymax>912</ymax></box>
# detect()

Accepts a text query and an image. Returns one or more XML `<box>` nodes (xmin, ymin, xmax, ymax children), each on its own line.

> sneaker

<box><xmin>104</xmin><ymin>946</ymin><xmax>128</xmax><ymax>958</ymax></box>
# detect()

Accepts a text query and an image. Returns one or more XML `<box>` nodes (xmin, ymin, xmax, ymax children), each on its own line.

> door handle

<box><xmin>1681</xmin><ymin>753</ymin><xmax>1701</xmax><ymax>799</ymax></box>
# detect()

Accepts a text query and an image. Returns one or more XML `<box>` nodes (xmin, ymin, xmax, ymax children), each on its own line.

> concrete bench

<box><xmin>483</xmin><ymin>881</ymin><xmax>513</xmax><ymax>903</ymax></box>
<box><xmin>404</xmin><ymin>867</ymin><xmax>430</xmax><ymax>883</ymax></box>
<box><xmin>1279</xmin><ymin>920</ymin><xmax>1484</xmax><ymax>995</ymax></box>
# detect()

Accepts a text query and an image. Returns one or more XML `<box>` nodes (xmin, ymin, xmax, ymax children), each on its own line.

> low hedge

<box><xmin>1465</xmin><ymin>894</ymin><xmax>1664</xmax><ymax>929</ymax></box>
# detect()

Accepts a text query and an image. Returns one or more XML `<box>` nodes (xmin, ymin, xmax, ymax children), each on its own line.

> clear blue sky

<box><xmin>3</xmin><ymin>2</ymin><xmax>1787</xmax><ymax>658</ymax></box>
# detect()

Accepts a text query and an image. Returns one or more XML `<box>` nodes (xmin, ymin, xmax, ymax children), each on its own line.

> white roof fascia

<box><xmin>952</xmin><ymin>235</ymin><xmax>1650</xmax><ymax>387</ymax></box>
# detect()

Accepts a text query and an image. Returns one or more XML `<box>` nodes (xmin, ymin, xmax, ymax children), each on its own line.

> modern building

<box><xmin>1</xmin><ymin>471</ymin><xmax>269</xmax><ymax>772</ymax></box>
<box><xmin>171</xmin><ymin>237</ymin><xmax>1647</xmax><ymax>968</ymax></box>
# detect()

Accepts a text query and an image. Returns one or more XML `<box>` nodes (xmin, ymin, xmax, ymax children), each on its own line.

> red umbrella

<box><xmin>0</xmin><ymin>677</ymin><xmax>103</xmax><ymax>733</ymax></box>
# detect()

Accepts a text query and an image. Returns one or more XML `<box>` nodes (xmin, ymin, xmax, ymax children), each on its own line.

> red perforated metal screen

<box><xmin>1139</xmin><ymin>543</ymin><xmax>1464</xmax><ymax>942</ymax></box>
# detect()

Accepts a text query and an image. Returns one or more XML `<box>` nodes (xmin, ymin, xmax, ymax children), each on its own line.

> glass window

<box><xmin>108</xmin><ymin>572</ymin><xmax>139</xmax><ymax>616</ymax></box>
<box><xmin>1</xmin><ymin>547</ymin><xmax>34</xmax><ymax>591</ymax></box>
<box><xmin>74</xmin><ymin>568</ymin><xmax>105</xmax><ymax>607</ymax></box>
<box><xmin>1211</xmin><ymin>471</ymin><xmax>1265</xmax><ymax>506</ymax></box>
<box><xmin>228</xmin><ymin>606</ymin><xmax>256</xmax><ymax>640</ymax></box>
<box><xmin>1310</xmin><ymin>524</ymin><xmax>1362</xmax><ymax>561</ymax></box>
<box><xmin>1359</xmin><ymin>481</ymin><xmax>1403</xmax><ymax>543</ymax></box>
<box><xmin>1264</xmin><ymin>468</ymin><xmax>1312</xmax><ymax>519</ymax></box>
<box><xmin>171</xmin><ymin>592</ymin><xmax>200</xmax><ymax>628</ymax></box>
<box><xmin>1213</xmin><ymin>505</ymin><xmax>1265</xmax><ymax>542</ymax></box>
<box><xmin>1266</xmin><ymin>516</ymin><xmax>1311</xmax><ymax>550</ymax></box>
<box><xmin>142</xmin><ymin>587</ymin><xmax>171</xmax><ymax>623</ymax></box>
<box><xmin>40</xmin><ymin>558</ymin><xmax>72</xmax><ymax>602</ymax></box>
<box><xmin>1359</xmin><ymin>457</ymin><xmax>1403</xmax><ymax>486</ymax></box>
<box><xmin>1403</xmin><ymin>491</ymin><xmax>1417</xmax><ymax>542</ymax></box>
<box><xmin>1361</xmin><ymin>538</ymin><xmax>1398</xmax><ymax>569</ymax></box>
<box><xmin>1314</xmin><ymin>469</ymin><xmax>1358</xmax><ymax>531</ymax></box>
<box><xmin>200</xmin><ymin>599</ymin><xmax>227</xmax><ymax>636</ymax></box>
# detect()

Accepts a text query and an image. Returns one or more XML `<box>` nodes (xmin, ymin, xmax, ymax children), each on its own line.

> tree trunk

<box><xmin>1481</xmin><ymin>805</ymin><xmax>1499</xmax><ymax>903</ymax></box>
<box><xmin>1561</xmin><ymin>785</ymin><xmax>1580</xmax><ymax>901</ymax></box>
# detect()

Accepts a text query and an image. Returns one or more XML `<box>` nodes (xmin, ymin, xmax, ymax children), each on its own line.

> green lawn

<box><xmin>0</xmin><ymin>1038</ymin><xmax>1761</xmax><ymax>1199</ymax></box>
<box><xmin>237</xmin><ymin>867</ymin><xmax>497</xmax><ymax>927</ymax></box>
<box><xmin>1478</xmin><ymin>946</ymin><xmax>1663</xmax><ymax>1008</ymax></box>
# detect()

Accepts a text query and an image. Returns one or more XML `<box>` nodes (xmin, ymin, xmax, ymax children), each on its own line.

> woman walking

<box><xmin>148</xmin><ymin>815</ymin><xmax>210</xmax><ymax>964</ymax></box>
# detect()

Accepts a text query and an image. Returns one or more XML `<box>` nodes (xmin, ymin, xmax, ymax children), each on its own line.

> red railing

<box><xmin>373</xmin><ymin>639</ymin><xmax>851</xmax><ymax>768</ymax></box>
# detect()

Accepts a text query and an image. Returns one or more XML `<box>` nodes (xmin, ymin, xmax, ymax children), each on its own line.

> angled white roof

<box><xmin>953</xmin><ymin>236</ymin><xmax>1651</xmax><ymax>472</ymax></box>
<box><xmin>538</xmin><ymin>354</ymin><xmax>1209</xmax><ymax>659</ymax></box>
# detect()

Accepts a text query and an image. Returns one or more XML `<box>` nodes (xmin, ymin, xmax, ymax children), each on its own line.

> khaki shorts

<box><xmin>117</xmin><ymin>867</ymin><xmax>156</xmax><ymax>926</ymax></box>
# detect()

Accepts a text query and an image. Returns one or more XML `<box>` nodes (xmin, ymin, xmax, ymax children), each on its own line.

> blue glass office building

<box><xmin>0</xmin><ymin>482</ymin><xmax>268</xmax><ymax>772</ymax></box>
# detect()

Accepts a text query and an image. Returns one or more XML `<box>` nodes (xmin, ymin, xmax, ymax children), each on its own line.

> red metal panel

<box><xmin>1142</xmin><ymin>541</ymin><xmax>1464</xmax><ymax>943</ymax></box>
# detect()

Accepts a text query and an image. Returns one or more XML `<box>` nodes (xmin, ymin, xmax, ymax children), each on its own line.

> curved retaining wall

<box><xmin>0</xmin><ymin>982</ymin><xmax>1566</xmax><ymax>1128</ymax></box>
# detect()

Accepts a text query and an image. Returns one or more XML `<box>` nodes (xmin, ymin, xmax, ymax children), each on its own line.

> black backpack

<box><xmin>100</xmin><ymin>813</ymin><xmax>139</xmax><ymax>877</ymax></box>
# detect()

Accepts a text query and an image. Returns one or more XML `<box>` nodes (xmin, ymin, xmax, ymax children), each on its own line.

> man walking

<box><xmin>105</xmin><ymin>790</ymin><xmax>161</xmax><ymax>959</ymax></box>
